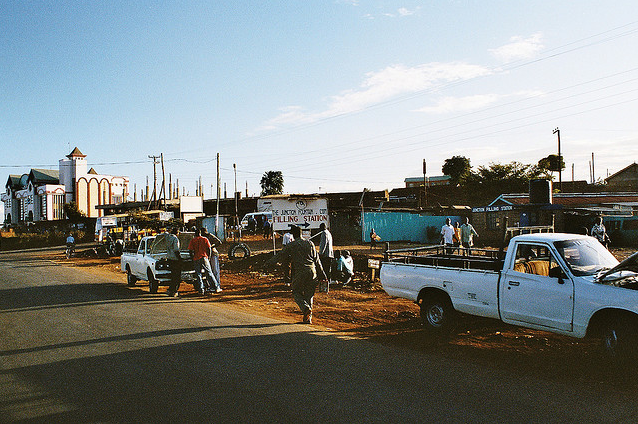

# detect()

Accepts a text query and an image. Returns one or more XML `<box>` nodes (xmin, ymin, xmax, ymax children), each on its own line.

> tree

<box><xmin>63</xmin><ymin>201</ymin><xmax>86</xmax><ymax>223</ymax></box>
<box><xmin>462</xmin><ymin>161</ymin><xmax>544</xmax><ymax>202</ymax></box>
<box><xmin>442</xmin><ymin>156</ymin><xmax>471</xmax><ymax>186</ymax></box>
<box><xmin>537</xmin><ymin>154</ymin><xmax>565</xmax><ymax>179</ymax></box>
<box><xmin>260</xmin><ymin>171</ymin><xmax>284</xmax><ymax>196</ymax></box>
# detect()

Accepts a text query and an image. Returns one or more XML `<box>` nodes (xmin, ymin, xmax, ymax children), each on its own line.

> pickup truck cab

<box><xmin>382</xmin><ymin>233</ymin><xmax>638</xmax><ymax>356</ymax></box>
<box><xmin>120</xmin><ymin>232</ymin><xmax>196</xmax><ymax>293</ymax></box>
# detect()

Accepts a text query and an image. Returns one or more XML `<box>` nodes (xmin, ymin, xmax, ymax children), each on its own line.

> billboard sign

<box><xmin>270</xmin><ymin>198</ymin><xmax>328</xmax><ymax>231</ymax></box>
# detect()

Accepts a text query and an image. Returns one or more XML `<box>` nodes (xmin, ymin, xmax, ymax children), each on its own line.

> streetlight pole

<box><xmin>553</xmin><ymin>127</ymin><xmax>562</xmax><ymax>191</ymax></box>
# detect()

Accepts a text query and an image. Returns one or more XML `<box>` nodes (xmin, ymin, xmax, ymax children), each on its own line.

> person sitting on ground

<box><xmin>335</xmin><ymin>250</ymin><xmax>354</xmax><ymax>287</ymax></box>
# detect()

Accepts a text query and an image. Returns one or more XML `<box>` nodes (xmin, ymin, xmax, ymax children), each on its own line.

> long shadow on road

<box><xmin>3</xmin><ymin>325</ymin><xmax>637</xmax><ymax>423</ymax></box>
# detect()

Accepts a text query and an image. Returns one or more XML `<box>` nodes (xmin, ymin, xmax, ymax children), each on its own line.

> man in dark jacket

<box><xmin>267</xmin><ymin>225</ymin><xmax>327</xmax><ymax>324</ymax></box>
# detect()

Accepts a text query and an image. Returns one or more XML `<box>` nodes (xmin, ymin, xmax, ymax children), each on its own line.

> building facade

<box><xmin>2</xmin><ymin>148</ymin><xmax>129</xmax><ymax>224</ymax></box>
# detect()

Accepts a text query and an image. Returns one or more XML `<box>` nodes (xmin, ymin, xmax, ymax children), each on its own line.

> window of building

<box><xmin>486</xmin><ymin>212</ymin><xmax>500</xmax><ymax>230</ymax></box>
<box><xmin>52</xmin><ymin>194</ymin><xmax>64</xmax><ymax>220</ymax></box>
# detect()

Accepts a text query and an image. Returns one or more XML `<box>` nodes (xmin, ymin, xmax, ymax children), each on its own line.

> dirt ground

<box><xmin>49</xmin><ymin>237</ymin><xmax>638</xmax><ymax>393</ymax></box>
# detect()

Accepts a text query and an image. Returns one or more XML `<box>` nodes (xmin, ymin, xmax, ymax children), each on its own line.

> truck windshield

<box><xmin>554</xmin><ymin>238</ymin><xmax>619</xmax><ymax>276</ymax></box>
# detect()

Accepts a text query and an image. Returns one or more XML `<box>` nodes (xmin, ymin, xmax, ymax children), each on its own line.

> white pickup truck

<box><xmin>120</xmin><ymin>232</ymin><xmax>196</xmax><ymax>293</ymax></box>
<box><xmin>381</xmin><ymin>233</ymin><xmax>638</xmax><ymax>356</ymax></box>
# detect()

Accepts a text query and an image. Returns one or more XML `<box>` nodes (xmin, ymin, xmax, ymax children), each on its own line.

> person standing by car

<box><xmin>201</xmin><ymin>227</ymin><xmax>223</xmax><ymax>290</ymax></box>
<box><xmin>591</xmin><ymin>216</ymin><xmax>611</xmax><ymax>248</ymax></box>
<box><xmin>188</xmin><ymin>228</ymin><xmax>221</xmax><ymax>295</ymax></box>
<box><xmin>166</xmin><ymin>227</ymin><xmax>181</xmax><ymax>297</ymax></box>
<box><xmin>266</xmin><ymin>225</ymin><xmax>327</xmax><ymax>324</ymax></box>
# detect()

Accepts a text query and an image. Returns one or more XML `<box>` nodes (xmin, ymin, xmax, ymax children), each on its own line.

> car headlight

<box><xmin>156</xmin><ymin>260</ymin><xmax>169</xmax><ymax>270</ymax></box>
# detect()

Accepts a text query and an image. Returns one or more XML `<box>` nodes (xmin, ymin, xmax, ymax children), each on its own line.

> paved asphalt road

<box><xmin>1</xmin><ymin>250</ymin><xmax>638</xmax><ymax>423</ymax></box>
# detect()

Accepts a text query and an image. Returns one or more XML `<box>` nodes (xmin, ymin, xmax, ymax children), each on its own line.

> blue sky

<box><xmin>2</xmin><ymin>1</ymin><xmax>638</xmax><ymax>200</ymax></box>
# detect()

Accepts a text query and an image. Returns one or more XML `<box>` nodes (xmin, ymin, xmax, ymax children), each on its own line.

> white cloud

<box><xmin>489</xmin><ymin>33</ymin><xmax>544</xmax><ymax>63</ymax></box>
<box><xmin>257</xmin><ymin>62</ymin><xmax>491</xmax><ymax>131</ymax></box>
<box><xmin>379</xmin><ymin>7</ymin><xmax>418</xmax><ymax>18</ymax></box>
<box><xmin>416</xmin><ymin>90</ymin><xmax>545</xmax><ymax>114</ymax></box>
<box><xmin>416</xmin><ymin>94</ymin><xmax>502</xmax><ymax>114</ymax></box>
<box><xmin>398</xmin><ymin>7</ymin><xmax>416</xmax><ymax>16</ymax></box>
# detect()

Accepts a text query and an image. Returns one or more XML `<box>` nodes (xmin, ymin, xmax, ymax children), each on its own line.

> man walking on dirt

<box><xmin>267</xmin><ymin>225</ymin><xmax>327</xmax><ymax>324</ymax></box>
<box><xmin>166</xmin><ymin>227</ymin><xmax>181</xmax><ymax>297</ymax></box>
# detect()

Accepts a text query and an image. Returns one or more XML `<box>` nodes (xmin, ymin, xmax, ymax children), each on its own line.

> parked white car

<box><xmin>381</xmin><ymin>233</ymin><xmax>638</xmax><ymax>357</ymax></box>
<box><xmin>120</xmin><ymin>232</ymin><xmax>196</xmax><ymax>293</ymax></box>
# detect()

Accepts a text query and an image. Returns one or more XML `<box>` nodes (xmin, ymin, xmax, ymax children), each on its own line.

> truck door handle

<box><xmin>508</xmin><ymin>281</ymin><xmax>520</xmax><ymax>286</ymax></box>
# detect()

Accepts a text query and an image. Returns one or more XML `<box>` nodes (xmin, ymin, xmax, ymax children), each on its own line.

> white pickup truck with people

<box><xmin>381</xmin><ymin>232</ymin><xmax>638</xmax><ymax>357</ymax></box>
<box><xmin>120</xmin><ymin>232</ymin><xmax>196</xmax><ymax>293</ymax></box>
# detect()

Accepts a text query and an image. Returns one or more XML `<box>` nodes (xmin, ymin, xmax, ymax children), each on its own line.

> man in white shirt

<box><xmin>318</xmin><ymin>223</ymin><xmax>334</xmax><ymax>283</ymax></box>
<box><xmin>440</xmin><ymin>218</ymin><xmax>455</xmax><ymax>254</ymax></box>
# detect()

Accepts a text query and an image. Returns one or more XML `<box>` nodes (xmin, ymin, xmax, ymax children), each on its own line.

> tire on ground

<box><xmin>599</xmin><ymin>316</ymin><xmax>638</xmax><ymax>359</ymax></box>
<box><xmin>126</xmin><ymin>266</ymin><xmax>137</xmax><ymax>287</ymax></box>
<box><xmin>419</xmin><ymin>293</ymin><xmax>456</xmax><ymax>335</ymax></box>
<box><xmin>228</xmin><ymin>243</ymin><xmax>251</xmax><ymax>260</ymax></box>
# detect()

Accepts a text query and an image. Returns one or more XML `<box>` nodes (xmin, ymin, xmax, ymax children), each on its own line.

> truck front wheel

<box><xmin>600</xmin><ymin>319</ymin><xmax>638</xmax><ymax>359</ymax></box>
<box><xmin>420</xmin><ymin>294</ymin><xmax>455</xmax><ymax>334</ymax></box>
<box><xmin>148</xmin><ymin>269</ymin><xmax>159</xmax><ymax>294</ymax></box>
<box><xmin>126</xmin><ymin>266</ymin><xmax>137</xmax><ymax>287</ymax></box>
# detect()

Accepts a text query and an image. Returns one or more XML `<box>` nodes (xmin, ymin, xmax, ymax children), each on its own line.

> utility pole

<box><xmin>553</xmin><ymin>128</ymin><xmax>562</xmax><ymax>191</ymax></box>
<box><xmin>148</xmin><ymin>154</ymin><xmax>160</xmax><ymax>208</ymax></box>
<box><xmin>422</xmin><ymin>159</ymin><xmax>427</xmax><ymax>209</ymax></box>
<box><xmin>234</xmin><ymin>163</ymin><xmax>240</xmax><ymax>239</ymax></box>
<box><xmin>160</xmin><ymin>153</ymin><xmax>166</xmax><ymax>209</ymax></box>
<box><xmin>216</xmin><ymin>153</ymin><xmax>220</xmax><ymax>235</ymax></box>
<box><xmin>592</xmin><ymin>152</ymin><xmax>596</xmax><ymax>184</ymax></box>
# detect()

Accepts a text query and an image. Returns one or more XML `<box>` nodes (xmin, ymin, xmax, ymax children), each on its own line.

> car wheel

<box><xmin>420</xmin><ymin>294</ymin><xmax>455</xmax><ymax>334</ymax></box>
<box><xmin>126</xmin><ymin>266</ymin><xmax>137</xmax><ymax>287</ymax></box>
<box><xmin>229</xmin><ymin>243</ymin><xmax>251</xmax><ymax>260</ymax></box>
<box><xmin>600</xmin><ymin>319</ymin><xmax>638</xmax><ymax>359</ymax></box>
<box><xmin>148</xmin><ymin>269</ymin><xmax>159</xmax><ymax>294</ymax></box>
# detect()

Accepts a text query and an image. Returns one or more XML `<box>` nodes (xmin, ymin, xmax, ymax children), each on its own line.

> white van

<box><xmin>240</xmin><ymin>212</ymin><xmax>273</xmax><ymax>230</ymax></box>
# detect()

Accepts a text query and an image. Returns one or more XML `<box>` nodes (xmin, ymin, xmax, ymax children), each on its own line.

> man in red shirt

<box><xmin>188</xmin><ymin>228</ymin><xmax>221</xmax><ymax>295</ymax></box>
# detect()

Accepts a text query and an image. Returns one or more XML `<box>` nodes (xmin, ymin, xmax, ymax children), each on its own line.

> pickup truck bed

<box><xmin>384</xmin><ymin>245</ymin><xmax>503</xmax><ymax>272</ymax></box>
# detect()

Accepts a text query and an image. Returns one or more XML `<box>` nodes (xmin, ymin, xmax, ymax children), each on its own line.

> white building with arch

<box><xmin>2</xmin><ymin>148</ymin><xmax>129</xmax><ymax>224</ymax></box>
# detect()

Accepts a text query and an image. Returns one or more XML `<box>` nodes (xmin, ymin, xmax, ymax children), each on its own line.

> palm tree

<box><xmin>260</xmin><ymin>171</ymin><xmax>284</xmax><ymax>196</ymax></box>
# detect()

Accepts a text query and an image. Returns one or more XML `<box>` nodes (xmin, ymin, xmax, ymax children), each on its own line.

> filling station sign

<box><xmin>269</xmin><ymin>198</ymin><xmax>329</xmax><ymax>232</ymax></box>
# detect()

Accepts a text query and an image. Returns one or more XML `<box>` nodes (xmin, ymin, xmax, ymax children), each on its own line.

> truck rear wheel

<box><xmin>148</xmin><ymin>269</ymin><xmax>159</xmax><ymax>294</ymax></box>
<box><xmin>420</xmin><ymin>294</ymin><xmax>455</xmax><ymax>334</ymax></box>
